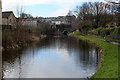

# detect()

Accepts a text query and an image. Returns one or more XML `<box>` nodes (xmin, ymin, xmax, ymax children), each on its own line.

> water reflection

<box><xmin>2</xmin><ymin>37</ymin><xmax>101</xmax><ymax>78</ymax></box>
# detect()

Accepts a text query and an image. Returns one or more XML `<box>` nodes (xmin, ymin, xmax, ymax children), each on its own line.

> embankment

<box><xmin>69</xmin><ymin>33</ymin><xmax>118</xmax><ymax>79</ymax></box>
<box><xmin>2</xmin><ymin>34</ymin><xmax>46</xmax><ymax>50</ymax></box>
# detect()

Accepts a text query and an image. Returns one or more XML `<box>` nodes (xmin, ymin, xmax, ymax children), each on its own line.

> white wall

<box><xmin>52</xmin><ymin>21</ymin><xmax>61</xmax><ymax>25</ymax></box>
<box><xmin>22</xmin><ymin>20</ymin><xmax>37</xmax><ymax>27</ymax></box>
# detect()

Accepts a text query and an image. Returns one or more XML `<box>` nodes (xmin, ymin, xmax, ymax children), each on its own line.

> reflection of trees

<box><xmin>47</xmin><ymin>37</ymin><xmax>101</xmax><ymax>68</ymax></box>
<box><xmin>3</xmin><ymin>49</ymin><xmax>23</xmax><ymax>77</ymax></box>
<box><xmin>3</xmin><ymin>37</ymin><xmax>101</xmax><ymax>74</ymax></box>
<box><xmin>68</xmin><ymin>38</ymin><xmax>101</xmax><ymax>67</ymax></box>
<box><xmin>3</xmin><ymin>49</ymin><xmax>23</xmax><ymax>64</ymax></box>
<box><xmin>54</xmin><ymin>37</ymin><xmax>72</xmax><ymax>53</ymax></box>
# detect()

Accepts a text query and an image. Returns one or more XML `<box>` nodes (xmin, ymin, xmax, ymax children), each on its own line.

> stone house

<box><xmin>2</xmin><ymin>11</ymin><xmax>16</xmax><ymax>28</ymax></box>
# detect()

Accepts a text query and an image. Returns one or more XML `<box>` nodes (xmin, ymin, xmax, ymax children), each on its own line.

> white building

<box><xmin>51</xmin><ymin>16</ymin><xmax>66</xmax><ymax>25</ymax></box>
<box><xmin>22</xmin><ymin>19</ymin><xmax>37</xmax><ymax>27</ymax></box>
<box><xmin>51</xmin><ymin>20</ymin><xmax>61</xmax><ymax>25</ymax></box>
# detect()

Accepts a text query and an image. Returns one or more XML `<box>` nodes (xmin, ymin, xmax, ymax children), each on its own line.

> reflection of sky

<box><xmin>3</xmin><ymin>37</ymin><xmax>100</xmax><ymax>78</ymax></box>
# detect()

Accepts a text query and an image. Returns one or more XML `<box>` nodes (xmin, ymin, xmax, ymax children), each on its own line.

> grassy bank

<box><xmin>70</xmin><ymin>32</ymin><xmax>118</xmax><ymax>79</ymax></box>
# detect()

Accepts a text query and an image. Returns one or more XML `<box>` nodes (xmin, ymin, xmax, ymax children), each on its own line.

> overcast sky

<box><xmin>2</xmin><ymin>0</ymin><xmax>104</xmax><ymax>17</ymax></box>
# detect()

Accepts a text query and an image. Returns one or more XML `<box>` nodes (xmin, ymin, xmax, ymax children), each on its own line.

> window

<box><xmin>10</xmin><ymin>19</ymin><xmax>12</xmax><ymax>22</ymax></box>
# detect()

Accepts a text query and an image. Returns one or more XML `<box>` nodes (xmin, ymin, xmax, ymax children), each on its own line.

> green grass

<box><xmin>70</xmin><ymin>32</ymin><xmax>118</xmax><ymax>79</ymax></box>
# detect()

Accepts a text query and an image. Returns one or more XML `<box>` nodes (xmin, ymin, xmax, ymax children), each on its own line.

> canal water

<box><xmin>2</xmin><ymin>37</ymin><xmax>101</xmax><ymax>78</ymax></box>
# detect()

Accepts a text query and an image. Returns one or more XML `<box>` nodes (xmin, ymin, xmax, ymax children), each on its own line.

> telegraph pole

<box><xmin>0</xmin><ymin>0</ymin><xmax>2</xmax><ymax>25</ymax></box>
<box><xmin>0</xmin><ymin>0</ymin><xmax>2</xmax><ymax>79</ymax></box>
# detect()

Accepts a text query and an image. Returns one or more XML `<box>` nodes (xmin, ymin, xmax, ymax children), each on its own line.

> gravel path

<box><xmin>97</xmin><ymin>38</ymin><xmax>120</xmax><ymax>46</ymax></box>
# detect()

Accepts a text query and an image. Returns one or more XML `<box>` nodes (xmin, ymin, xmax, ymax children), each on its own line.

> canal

<box><xmin>2</xmin><ymin>37</ymin><xmax>101</xmax><ymax>78</ymax></box>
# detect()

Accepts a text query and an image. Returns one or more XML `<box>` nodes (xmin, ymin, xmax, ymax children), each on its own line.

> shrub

<box><xmin>2</xmin><ymin>29</ymin><xmax>17</xmax><ymax>48</ymax></box>
<box><xmin>100</xmin><ymin>29</ymin><xmax>111</xmax><ymax>37</ymax></box>
<box><xmin>81</xmin><ymin>24</ymin><xmax>90</xmax><ymax>35</ymax></box>
<box><xmin>110</xmin><ymin>27</ymin><xmax>120</xmax><ymax>40</ymax></box>
<box><xmin>96</xmin><ymin>27</ymin><xmax>104</xmax><ymax>31</ymax></box>
<box><xmin>89</xmin><ymin>27</ymin><xmax>120</xmax><ymax>40</ymax></box>
<box><xmin>90</xmin><ymin>27</ymin><xmax>104</xmax><ymax>36</ymax></box>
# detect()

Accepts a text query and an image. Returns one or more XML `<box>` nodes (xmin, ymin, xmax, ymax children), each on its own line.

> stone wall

<box><xmin>2</xmin><ymin>18</ymin><xmax>7</xmax><ymax>25</ymax></box>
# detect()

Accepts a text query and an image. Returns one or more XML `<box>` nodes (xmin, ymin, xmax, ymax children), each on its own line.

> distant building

<box><xmin>51</xmin><ymin>20</ymin><xmax>65</xmax><ymax>25</ymax></box>
<box><xmin>51</xmin><ymin>20</ymin><xmax>61</xmax><ymax>25</ymax></box>
<box><xmin>21</xmin><ymin>18</ymin><xmax>37</xmax><ymax>27</ymax></box>
<box><xmin>2</xmin><ymin>11</ymin><xmax>16</xmax><ymax>28</ymax></box>
<box><xmin>17</xmin><ymin>18</ymin><xmax>37</xmax><ymax>28</ymax></box>
<box><xmin>51</xmin><ymin>16</ymin><xmax>66</xmax><ymax>25</ymax></box>
<box><xmin>38</xmin><ymin>17</ymin><xmax>57</xmax><ymax>23</ymax></box>
<box><xmin>37</xmin><ymin>13</ymin><xmax>75</xmax><ymax>25</ymax></box>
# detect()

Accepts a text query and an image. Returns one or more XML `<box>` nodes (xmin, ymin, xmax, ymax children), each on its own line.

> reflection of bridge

<box><xmin>51</xmin><ymin>24</ymin><xmax>72</xmax><ymax>36</ymax></box>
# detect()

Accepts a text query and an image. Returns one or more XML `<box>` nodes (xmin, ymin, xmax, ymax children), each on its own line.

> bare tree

<box><xmin>16</xmin><ymin>5</ymin><xmax>25</xmax><ymax>42</ymax></box>
<box><xmin>105</xmin><ymin>0</ymin><xmax>120</xmax><ymax>4</ymax></box>
<box><xmin>105</xmin><ymin>0</ymin><xmax>120</xmax><ymax>25</ymax></box>
<box><xmin>88</xmin><ymin>2</ymin><xmax>108</xmax><ymax>27</ymax></box>
<box><xmin>20</xmin><ymin>13</ymin><xmax>33</xmax><ymax>18</ymax></box>
<box><xmin>74</xmin><ymin>1</ymin><xmax>120</xmax><ymax>28</ymax></box>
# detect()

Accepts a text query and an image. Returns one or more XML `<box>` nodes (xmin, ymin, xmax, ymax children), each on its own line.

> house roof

<box><xmin>2</xmin><ymin>11</ymin><xmax>13</xmax><ymax>18</ymax></box>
